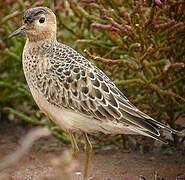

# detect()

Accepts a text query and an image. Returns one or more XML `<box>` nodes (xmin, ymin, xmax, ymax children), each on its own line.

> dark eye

<box><xmin>39</xmin><ymin>17</ymin><xmax>45</xmax><ymax>23</ymax></box>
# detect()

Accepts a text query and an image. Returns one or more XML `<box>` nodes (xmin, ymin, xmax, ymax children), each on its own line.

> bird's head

<box><xmin>8</xmin><ymin>7</ymin><xmax>57</xmax><ymax>42</ymax></box>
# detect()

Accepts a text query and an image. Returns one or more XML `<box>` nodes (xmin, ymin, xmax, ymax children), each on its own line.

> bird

<box><xmin>8</xmin><ymin>7</ymin><xmax>181</xmax><ymax>180</ymax></box>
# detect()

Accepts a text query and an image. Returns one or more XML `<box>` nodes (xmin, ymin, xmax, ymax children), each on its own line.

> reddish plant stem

<box><xmin>84</xmin><ymin>49</ymin><xmax>136</xmax><ymax>70</ymax></box>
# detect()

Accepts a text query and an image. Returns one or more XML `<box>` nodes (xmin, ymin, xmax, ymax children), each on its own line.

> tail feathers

<box><xmin>120</xmin><ymin>112</ymin><xmax>181</xmax><ymax>144</ymax></box>
<box><xmin>134</xmin><ymin>109</ymin><xmax>182</xmax><ymax>135</ymax></box>
<box><xmin>144</xmin><ymin>117</ymin><xmax>183</xmax><ymax>139</ymax></box>
<box><xmin>136</xmin><ymin>129</ymin><xmax>168</xmax><ymax>144</ymax></box>
<box><xmin>120</xmin><ymin>110</ymin><xmax>159</xmax><ymax>136</ymax></box>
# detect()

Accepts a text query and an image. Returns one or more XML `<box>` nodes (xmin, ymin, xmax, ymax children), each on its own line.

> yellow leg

<box><xmin>69</xmin><ymin>133</ymin><xmax>80</xmax><ymax>158</ymax></box>
<box><xmin>83</xmin><ymin>132</ymin><xmax>93</xmax><ymax>180</ymax></box>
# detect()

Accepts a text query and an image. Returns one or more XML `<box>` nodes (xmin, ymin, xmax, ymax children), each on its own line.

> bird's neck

<box><xmin>26</xmin><ymin>31</ymin><xmax>56</xmax><ymax>43</ymax></box>
<box><xmin>25</xmin><ymin>37</ymin><xmax>56</xmax><ymax>51</ymax></box>
<box><xmin>23</xmin><ymin>38</ymin><xmax>55</xmax><ymax>88</ymax></box>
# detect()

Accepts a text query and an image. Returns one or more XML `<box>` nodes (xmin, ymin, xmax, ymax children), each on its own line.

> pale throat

<box><xmin>26</xmin><ymin>30</ymin><xmax>57</xmax><ymax>43</ymax></box>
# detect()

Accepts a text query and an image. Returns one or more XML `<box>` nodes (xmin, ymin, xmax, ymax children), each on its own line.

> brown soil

<box><xmin>0</xmin><ymin>121</ymin><xmax>184</xmax><ymax>180</ymax></box>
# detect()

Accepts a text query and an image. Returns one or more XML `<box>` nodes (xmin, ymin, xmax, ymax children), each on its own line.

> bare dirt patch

<box><xmin>0</xmin><ymin>121</ymin><xmax>184</xmax><ymax>180</ymax></box>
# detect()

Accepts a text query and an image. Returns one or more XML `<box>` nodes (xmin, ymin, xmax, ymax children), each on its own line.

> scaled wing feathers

<box><xmin>36</xmin><ymin>43</ymin><xmax>178</xmax><ymax>142</ymax></box>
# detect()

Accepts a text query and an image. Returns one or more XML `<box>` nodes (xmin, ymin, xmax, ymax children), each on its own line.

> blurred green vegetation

<box><xmin>0</xmin><ymin>0</ymin><xmax>184</xmax><ymax>150</ymax></box>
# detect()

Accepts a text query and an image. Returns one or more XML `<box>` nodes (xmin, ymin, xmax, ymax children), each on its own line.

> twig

<box><xmin>76</xmin><ymin>5</ymin><xmax>105</xmax><ymax>23</ymax></box>
<box><xmin>4</xmin><ymin>107</ymin><xmax>42</xmax><ymax>125</ymax></box>
<box><xmin>164</xmin><ymin>90</ymin><xmax>185</xmax><ymax>104</ymax></box>
<box><xmin>4</xmin><ymin>107</ymin><xmax>70</xmax><ymax>143</ymax></box>
<box><xmin>148</xmin><ymin>84</ymin><xmax>185</xmax><ymax>104</ymax></box>
<box><xmin>103</xmin><ymin>46</ymin><xmax>119</xmax><ymax>58</ymax></box>
<box><xmin>101</xmin><ymin>8</ymin><xmax>133</xmax><ymax>39</ymax></box>
<box><xmin>114</xmin><ymin>79</ymin><xmax>145</xmax><ymax>86</ymax></box>
<box><xmin>84</xmin><ymin>49</ymin><xmax>136</xmax><ymax>69</ymax></box>
<box><xmin>90</xmin><ymin>23</ymin><xmax>119</xmax><ymax>32</ymax></box>
<box><xmin>163</xmin><ymin>62</ymin><xmax>185</xmax><ymax>74</ymax></box>
<box><xmin>0</xmin><ymin>127</ymin><xmax>51</xmax><ymax>171</ymax></box>
<box><xmin>1</xmin><ymin>11</ymin><xmax>20</xmax><ymax>24</ymax></box>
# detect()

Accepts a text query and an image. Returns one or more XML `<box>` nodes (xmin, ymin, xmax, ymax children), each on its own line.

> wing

<box><xmin>36</xmin><ymin>43</ymin><xmax>178</xmax><ymax>143</ymax></box>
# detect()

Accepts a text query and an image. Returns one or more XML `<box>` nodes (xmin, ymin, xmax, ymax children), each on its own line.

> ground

<box><xmin>0</xmin><ymin>121</ymin><xmax>185</xmax><ymax>180</ymax></box>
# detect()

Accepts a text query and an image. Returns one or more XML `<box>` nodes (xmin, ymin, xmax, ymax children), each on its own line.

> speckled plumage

<box><xmin>9</xmin><ymin>6</ymin><xmax>180</xmax><ymax>179</ymax></box>
<box><xmin>22</xmin><ymin>26</ymin><xmax>177</xmax><ymax>143</ymax></box>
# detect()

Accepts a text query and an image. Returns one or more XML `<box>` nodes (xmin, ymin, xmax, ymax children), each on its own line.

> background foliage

<box><xmin>0</xmin><ymin>0</ymin><xmax>184</xmax><ymax>151</ymax></box>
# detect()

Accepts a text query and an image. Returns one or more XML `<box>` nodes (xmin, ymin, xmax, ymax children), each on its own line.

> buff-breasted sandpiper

<box><xmin>9</xmin><ymin>7</ymin><xmax>181</xmax><ymax>180</ymax></box>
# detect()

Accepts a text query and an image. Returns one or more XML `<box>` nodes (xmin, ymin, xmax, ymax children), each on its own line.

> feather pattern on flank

<box><xmin>23</xmin><ymin>41</ymin><xmax>179</xmax><ymax>143</ymax></box>
<box><xmin>15</xmin><ymin>7</ymin><xmax>181</xmax><ymax>145</ymax></box>
<box><xmin>9</xmin><ymin>7</ymin><xmax>182</xmax><ymax>179</ymax></box>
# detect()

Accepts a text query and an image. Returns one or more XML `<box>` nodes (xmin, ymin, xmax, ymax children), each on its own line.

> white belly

<box><xmin>22</xmin><ymin>42</ymin><xmax>139</xmax><ymax>135</ymax></box>
<box><xmin>28</xmin><ymin>87</ymin><xmax>138</xmax><ymax>135</ymax></box>
<box><xmin>30</xmin><ymin>87</ymin><xmax>96</xmax><ymax>132</ymax></box>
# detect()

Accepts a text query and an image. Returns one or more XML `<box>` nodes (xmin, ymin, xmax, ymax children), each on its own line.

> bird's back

<box><xmin>23</xmin><ymin>40</ymin><xmax>179</xmax><ymax>142</ymax></box>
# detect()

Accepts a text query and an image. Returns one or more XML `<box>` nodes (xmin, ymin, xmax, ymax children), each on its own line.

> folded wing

<box><xmin>36</xmin><ymin>43</ymin><xmax>179</xmax><ymax>143</ymax></box>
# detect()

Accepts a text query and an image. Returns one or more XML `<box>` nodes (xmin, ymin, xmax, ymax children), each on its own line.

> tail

<box><xmin>107</xmin><ymin>86</ymin><xmax>182</xmax><ymax>143</ymax></box>
<box><xmin>135</xmin><ymin>117</ymin><xmax>181</xmax><ymax>144</ymax></box>
<box><xmin>119</xmin><ymin>108</ymin><xmax>182</xmax><ymax>144</ymax></box>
